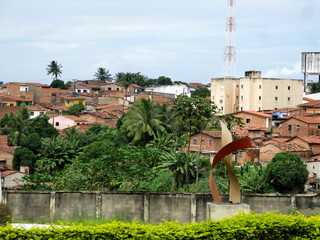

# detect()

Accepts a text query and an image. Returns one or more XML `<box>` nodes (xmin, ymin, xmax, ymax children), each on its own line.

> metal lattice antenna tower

<box><xmin>224</xmin><ymin>0</ymin><xmax>236</xmax><ymax>78</ymax></box>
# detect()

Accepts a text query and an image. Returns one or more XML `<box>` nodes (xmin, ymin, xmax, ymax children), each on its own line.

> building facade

<box><xmin>211</xmin><ymin>71</ymin><xmax>303</xmax><ymax>114</ymax></box>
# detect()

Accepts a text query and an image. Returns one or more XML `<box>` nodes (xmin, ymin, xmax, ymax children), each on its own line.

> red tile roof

<box><xmin>189</xmin><ymin>82</ymin><xmax>206</xmax><ymax>88</ymax></box>
<box><xmin>202</xmin><ymin>131</ymin><xmax>221</xmax><ymax>138</ymax></box>
<box><xmin>0</xmin><ymin>170</ymin><xmax>18</xmax><ymax>177</ymax></box>
<box><xmin>62</xmin><ymin>115</ymin><xmax>87</xmax><ymax>122</ymax></box>
<box><xmin>298</xmin><ymin>100</ymin><xmax>320</xmax><ymax>107</ymax></box>
<box><xmin>296</xmin><ymin>136</ymin><xmax>320</xmax><ymax>144</ymax></box>
<box><xmin>243</xmin><ymin>110</ymin><xmax>272</xmax><ymax>118</ymax></box>
<box><xmin>291</xmin><ymin>116</ymin><xmax>320</xmax><ymax>124</ymax></box>
<box><xmin>0</xmin><ymin>96</ymin><xmax>32</xmax><ymax>102</ymax></box>
<box><xmin>27</xmin><ymin>83</ymin><xmax>49</xmax><ymax>87</ymax></box>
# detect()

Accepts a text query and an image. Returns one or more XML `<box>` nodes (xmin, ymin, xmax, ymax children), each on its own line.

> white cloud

<box><xmin>264</xmin><ymin>62</ymin><xmax>301</xmax><ymax>78</ymax></box>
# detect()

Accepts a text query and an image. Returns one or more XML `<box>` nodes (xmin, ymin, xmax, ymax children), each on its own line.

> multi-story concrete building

<box><xmin>211</xmin><ymin>71</ymin><xmax>303</xmax><ymax>114</ymax></box>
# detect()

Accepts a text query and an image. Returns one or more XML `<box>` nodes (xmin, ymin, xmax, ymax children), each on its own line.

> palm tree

<box><xmin>93</xmin><ymin>67</ymin><xmax>112</xmax><ymax>82</ymax></box>
<box><xmin>46</xmin><ymin>60</ymin><xmax>62</xmax><ymax>80</ymax></box>
<box><xmin>120</xmin><ymin>98</ymin><xmax>167</xmax><ymax>145</ymax></box>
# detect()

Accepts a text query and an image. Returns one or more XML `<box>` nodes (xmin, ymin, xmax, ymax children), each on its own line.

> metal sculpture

<box><xmin>209</xmin><ymin>121</ymin><xmax>252</xmax><ymax>203</ymax></box>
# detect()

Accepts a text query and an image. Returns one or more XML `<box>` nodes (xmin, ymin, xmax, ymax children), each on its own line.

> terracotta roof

<box><xmin>297</xmin><ymin>100</ymin><xmax>320</xmax><ymax>107</ymax></box>
<box><xmin>63</xmin><ymin>115</ymin><xmax>87</xmax><ymax>122</ymax></box>
<box><xmin>189</xmin><ymin>82</ymin><xmax>206</xmax><ymax>88</ymax></box>
<box><xmin>291</xmin><ymin>116</ymin><xmax>320</xmax><ymax>124</ymax></box>
<box><xmin>0</xmin><ymin>96</ymin><xmax>32</xmax><ymax>102</ymax></box>
<box><xmin>296</xmin><ymin>136</ymin><xmax>320</xmax><ymax>144</ymax></box>
<box><xmin>303</xmin><ymin>97</ymin><xmax>316</xmax><ymax>102</ymax></box>
<box><xmin>83</xmin><ymin>112</ymin><xmax>118</xmax><ymax>120</ymax></box>
<box><xmin>76</xmin><ymin>86</ymin><xmax>90</xmax><ymax>89</ymax></box>
<box><xmin>44</xmin><ymin>105</ymin><xmax>68</xmax><ymax>111</ymax></box>
<box><xmin>130</xmin><ymin>84</ymin><xmax>142</xmax><ymax>88</ymax></box>
<box><xmin>0</xmin><ymin>106</ymin><xmax>21</xmax><ymax>118</ymax></box>
<box><xmin>58</xmin><ymin>95</ymin><xmax>85</xmax><ymax>100</ymax></box>
<box><xmin>243</xmin><ymin>111</ymin><xmax>272</xmax><ymax>118</ymax></box>
<box><xmin>201</xmin><ymin>131</ymin><xmax>221</xmax><ymax>138</ymax></box>
<box><xmin>271</xmin><ymin>137</ymin><xmax>290</xmax><ymax>143</ymax></box>
<box><xmin>0</xmin><ymin>170</ymin><xmax>18</xmax><ymax>177</ymax></box>
<box><xmin>0</xmin><ymin>146</ymin><xmax>15</xmax><ymax>154</ymax></box>
<box><xmin>27</xmin><ymin>83</ymin><xmax>49</xmax><ymax>87</ymax></box>
<box><xmin>26</xmin><ymin>105</ymin><xmax>48</xmax><ymax>111</ymax></box>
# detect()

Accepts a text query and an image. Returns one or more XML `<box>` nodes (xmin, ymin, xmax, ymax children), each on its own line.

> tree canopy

<box><xmin>94</xmin><ymin>67</ymin><xmax>112</xmax><ymax>82</ymax></box>
<box><xmin>46</xmin><ymin>60</ymin><xmax>62</xmax><ymax>80</ymax></box>
<box><xmin>266</xmin><ymin>152</ymin><xmax>308</xmax><ymax>193</ymax></box>
<box><xmin>191</xmin><ymin>87</ymin><xmax>210</xmax><ymax>98</ymax></box>
<box><xmin>50</xmin><ymin>79</ymin><xmax>67</xmax><ymax>89</ymax></box>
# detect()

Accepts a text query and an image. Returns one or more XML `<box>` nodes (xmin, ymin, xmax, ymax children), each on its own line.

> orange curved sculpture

<box><xmin>209</xmin><ymin>122</ymin><xmax>253</xmax><ymax>203</ymax></box>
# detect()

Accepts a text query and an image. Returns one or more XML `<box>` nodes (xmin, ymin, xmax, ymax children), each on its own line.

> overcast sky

<box><xmin>0</xmin><ymin>0</ymin><xmax>319</xmax><ymax>85</ymax></box>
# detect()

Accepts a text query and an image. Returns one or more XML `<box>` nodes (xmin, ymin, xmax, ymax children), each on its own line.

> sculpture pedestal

<box><xmin>207</xmin><ymin>203</ymin><xmax>250</xmax><ymax>221</ymax></box>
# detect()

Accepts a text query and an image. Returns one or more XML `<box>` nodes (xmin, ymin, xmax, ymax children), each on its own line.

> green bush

<box><xmin>1</xmin><ymin>213</ymin><xmax>320</xmax><ymax>239</ymax></box>
<box><xmin>0</xmin><ymin>203</ymin><xmax>13</xmax><ymax>226</ymax></box>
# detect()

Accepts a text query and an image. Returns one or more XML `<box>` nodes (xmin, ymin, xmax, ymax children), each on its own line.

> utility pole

<box><xmin>224</xmin><ymin>0</ymin><xmax>236</xmax><ymax>78</ymax></box>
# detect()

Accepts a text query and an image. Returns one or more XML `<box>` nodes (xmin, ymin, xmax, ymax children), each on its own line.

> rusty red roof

<box><xmin>298</xmin><ymin>100</ymin><xmax>320</xmax><ymax>108</ymax></box>
<box><xmin>189</xmin><ymin>82</ymin><xmax>206</xmax><ymax>88</ymax></box>
<box><xmin>0</xmin><ymin>96</ymin><xmax>32</xmax><ymax>102</ymax></box>
<box><xmin>201</xmin><ymin>131</ymin><xmax>221</xmax><ymax>138</ymax></box>
<box><xmin>295</xmin><ymin>136</ymin><xmax>320</xmax><ymax>144</ymax></box>
<box><xmin>291</xmin><ymin>116</ymin><xmax>320</xmax><ymax>124</ymax></box>
<box><xmin>0</xmin><ymin>170</ymin><xmax>18</xmax><ymax>177</ymax></box>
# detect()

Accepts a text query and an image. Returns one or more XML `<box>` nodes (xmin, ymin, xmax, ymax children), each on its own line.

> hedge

<box><xmin>1</xmin><ymin>213</ymin><xmax>320</xmax><ymax>239</ymax></box>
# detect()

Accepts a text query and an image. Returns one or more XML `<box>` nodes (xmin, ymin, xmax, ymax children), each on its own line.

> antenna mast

<box><xmin>224</xmin><ymin>0</ymin><xmax>236</xmax><ymax>78</ymax></box>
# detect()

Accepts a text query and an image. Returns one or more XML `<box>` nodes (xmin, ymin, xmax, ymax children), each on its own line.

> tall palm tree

<box><xmin>93</xmin><ymin>67</ymin><xmax>112</xmax><ymax>82</ymax></box>
<box><xmin>46</xmin><ymin>60</ymin><xmax>62</xmax><ymax>80</ymax></box>
<box><xmin>121</xmin><ymin>98</ymin><xmax>167</xmax><ymax>145</ymax></box>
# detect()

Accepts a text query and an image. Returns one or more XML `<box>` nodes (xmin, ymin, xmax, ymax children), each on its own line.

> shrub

<box><xmin>0</xmin><ymin>203</ymin><xmax>13</xmax><ymax>226</ymax></box>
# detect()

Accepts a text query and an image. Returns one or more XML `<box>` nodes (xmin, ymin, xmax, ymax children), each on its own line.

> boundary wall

<box><xmin>3</xmin><ymin>191</ymin><xmax>320</xmax><ymax>223</ymax></box>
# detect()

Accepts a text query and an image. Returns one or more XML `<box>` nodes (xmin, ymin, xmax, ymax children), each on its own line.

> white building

<box><xmin>144</xmin><ymin>84</ymin><xmax>190</xmax><ymax>98</ymax></box>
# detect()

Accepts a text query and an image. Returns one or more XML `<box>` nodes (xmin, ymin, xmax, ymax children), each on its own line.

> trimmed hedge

<box><xmin>1</xmin><ymin>213</ymin><xmax>320</xmax><ymax>239</ymax></box>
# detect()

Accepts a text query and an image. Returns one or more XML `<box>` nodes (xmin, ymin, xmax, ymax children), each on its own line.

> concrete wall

<box><xmin>4</xmin><ymin>191</ymin><xmax>320</xmax><ymax>223</ymax></box>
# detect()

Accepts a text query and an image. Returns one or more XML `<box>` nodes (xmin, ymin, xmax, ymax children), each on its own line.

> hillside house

<box><xmin>27</xmin><ymin>105</ymin><xmax>48</xmax><ymax>119</ymax></box>
<box><xmin>0</xmin><ymin>135</ymin><xmax>15</xmax><ymax>170</ymax></box>
<box><xmin>281</xmin><ymin>116</ymin><xmax>320</xmax><ymax>137</ymax></box>
<box><xmin>49</xmin><ymin>115</ymin><xmax>87</xmax><ymax>130</ymax></box>
<box><xmin>297</xmin><ymin>100</ymin><xmax>320</xmax><ymax>114</ymax></box>
<box><xmin>0</xmin><ymin>96</ymin><xmax>32</xmax><ymax>106</ymax></box>
<box><xmin>52</xmin><ymin>95</ymin><xmax>86</xmax><ymax>108</ymax></box>
<box><xmin>0</xmin><ymin>170</ymin><xmax>26</xmax><ymax>189</ymax></box>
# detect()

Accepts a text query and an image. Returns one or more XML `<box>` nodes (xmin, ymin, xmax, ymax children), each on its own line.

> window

<box><xmin>288</xmin><ymin>97</ymin><xmax>291</xmax><ymax>101</ymax></box>
<box><xmin>275</xmin><ymin>86</ymin><xmax>278</xmax><ymax>90</ymax></box>
<box><xmin>236</xmin><ymin>96</ymin><xmax>239</xmax><ymax>99</ymax></box>
<box><xmin>30</xmin><ymin>111</ymin><xmax>34</xmax><ymax>116</ymax></box>
<box><xmin>241</xmin><ymin>85</ymin><xmax>244</xmax><ymax>89</ymax></box>
<box><xmin>55</xmin><ymin>122</ymin><xmax>59</xmax><ymax>126</ymax></box>
<box><xmin>77</xmin><ymin>90</ymin><xmax>81</xmax><ymax>93</ymax></box>
<box><xmin>259</xmin><ymin>85</ymin><xmax>262</xmax><ymax>89</ymax></box>
<box><xmin>238</xmin><ymin>151</ymin><xmax>243</xmax><ymax>158</ymax></box>
<box><xmin>108</xmin><ymin>87</ymin><xmax>112</xmax><ymax>90</ymax></box>
<box><xmin>40</xmin><ymin>112</ymin><xmax>44</xmax><ymax>115</ymax></box>
<box><xmin>10</xmin><ymin>103</ymin><xmax>14</xmax><ymax>106</ymax></box>
<box><xmin>221</xmin><ymin>106</ymin><xmax>224</xmax><ymax>110</ymax></box>
<box><xmin>288</xmin><ymin>86</ymin><xmax>291</xmax><ymax>90</ymax></box>
<box><xmin>318</xmin><ymin>125</ymin><xmax>320</xmax><ymax>129</ymax></box>
<box><xmin>246</xmin><ymin>118</ymin><xmax>251</xmax><ymax>123</ymax></box>
<box><xmin>241</xmin><ymin>96</ymin><xmax>244</xmax><ymax>100</ymax></box>
<box><xmin>83</xmin><ymin>90</ymin><xmax>87</xmax><ymax>93</ymax></box>
<box><xmin>259</xmin><ymin>107</ymin><xmax>261</xmax><ymax>111</ymax></box>
<box><xmin>117</xmin><ymin>88</ymin><xmax>119</xmax><ymax>91</ymax></box>
<box><xmin>193</xmin><ymin>138</ymin><xmax>198</xmax><ymax>144</ymax></box>
<box><xmin>236</xmin><ymin>85</ymin><xmax>239</xmax><ymax>88</ymax></box>
<box><xmin>259</xmin><ymin>96</ymin><xmax>261</xmax><ymax>100</ymax></box>
<box><xmin>240</xmin><ymin>107</ymin><xmax>243</xmax><ymax>111</ymax></box>
<box><xmin>275</xmin><ymin>97</ymin><xmax>278</xmax><ymax>101</ymax></box>
<box><xmin>296</xmin><ymin>125</ymin><xmax>300</xmax><ymax>132</ymax></box>
<box><xmin>288</xmin><ymin>125</ymin><xmax>292</xmax><ymax>131</ymax></box>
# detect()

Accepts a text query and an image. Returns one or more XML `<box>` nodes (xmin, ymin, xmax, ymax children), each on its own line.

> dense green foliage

<box><xmin>310</xmin><ymin>82</ymin><xmax>320</xmax><ymax>93</ymax></box>
<box><xmin>50</xmin><ymin>79</ymin><xmax>67</xmax><ymax>89</ymax></box>
<box><xmin>0</xmin><ymin>203</ymin><xmax>12</xmax><ymax>226</ymax></box>
<box><xmin>266</xmin><ymin>152</ymin><xmax>309</xmax><ymax>193</ymax></box>
<box><xmin>94</xmin><ymin>67</ymin><xmax>112</xmax><ymax>82</ymax></box>
<box><xmin>191</xmin><ymin>87</ymin><xmax>210</xmax><ymax>98</ymax></box>
<box><xmin>64</xmin><ymin>103</ymin><xmax>85</xmax><ymax>115</ymax></box>
<box><xmin>2</xmin><ymin>213</ymin><xmax>320</xmax><ymax>239</ymax></box>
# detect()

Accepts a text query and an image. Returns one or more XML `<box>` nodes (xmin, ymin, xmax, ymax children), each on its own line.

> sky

<box><xmin>0</xmin><ymin>0</ymin><xmax>319</xmax><ymax>85</ymax></box>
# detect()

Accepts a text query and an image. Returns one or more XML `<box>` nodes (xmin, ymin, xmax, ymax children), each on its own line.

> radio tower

<box><xmin>224</xmin><ymin>0</ymin><xmax>236</xmax><ymax>78</ymax></box>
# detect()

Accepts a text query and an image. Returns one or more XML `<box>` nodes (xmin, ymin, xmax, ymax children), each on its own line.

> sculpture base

<box><xmin>207</xmin><ymin>202</ymin><xmax>250</xmax><ymax>221</ymax></box>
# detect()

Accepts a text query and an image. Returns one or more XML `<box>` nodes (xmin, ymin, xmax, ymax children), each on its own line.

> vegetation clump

<box><xmin>0</xmin><ymin>203</ymin><xmax>13</xmax><ymax>226</ymax></box>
